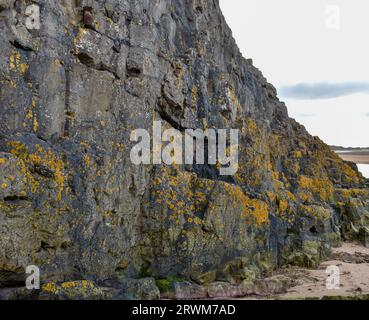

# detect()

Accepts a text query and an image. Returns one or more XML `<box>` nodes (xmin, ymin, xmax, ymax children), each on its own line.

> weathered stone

<box><xmin>0</xmin><ymin>0</ymin><xmax>368</xmax><ymax>300</ymax></box>
<box><xmin>174</xmin><ymin>281</ymin><xmax>208</xmax><ymax>300</ymax></box>
<box><xmin>255</xmin><ymin>275</ymin><xmax>293</xmax><ymax>295</ymax></box>
<box><xmin>207</xmin><ymin>281</ymin><xmax>248</xmax><ymax>299</ymax></box>
<box><xmin>191</xmin><ymin>270</ymin><xmax>217</xmax><ymax>285</ymax></box>
<box><xmin>40</xmin><ymin>281</ymin><xmax>110</xmax><ymax>300</ymax></box>
<box><xmin>107</xmin><ymin>278</ymin><xmax>160</xmax><ymax>300</ymax></box>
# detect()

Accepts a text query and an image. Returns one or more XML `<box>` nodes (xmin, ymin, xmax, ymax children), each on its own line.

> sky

<box><xmin>219</xmin><ymin>0</ymin><xmax>369</xmax><ymax>148</ymax></box>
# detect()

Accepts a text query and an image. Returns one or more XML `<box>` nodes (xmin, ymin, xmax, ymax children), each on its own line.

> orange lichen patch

<box><xmin>102</xmin><ymin>210</ymin><xmax>119</xmax><ymax>227</ymax></box>
<box><xmin>349</xmin><ymin>189</ymin><xmax>369</xmax><ymax>197</ymax></box>
<box><xmin>73</xmin><ymin>27</ymin><xmax>87</xmax><ymax>46</ymax></box>
<box><xmin>298</xmin><ymin>190</ymin><xmax>313</xmax><ymax>203</ymax></box>
<box><xmin>299</xmin><ymin>205</ymin><xmax>332</xmax><ymax>221</ymax></box>
<box><xmin>42</xmin><ymin>282</ymin><xmax>58</xmax><ymax>294</ymax></box>
<box><xmin>292</xmin><ymin>151</ymin><xmax>303</xmax><ymax>159</ymax></box>
<box><xmin>271</xmin><ymin>171</ymin><xmax>279</xmax><ymax>181</ymax></box>
<box><xmin>83</xmin><ymin>154</ymin><xmax>91</xmax><ymax>167</ymax></box>
<box><xmin>152</xmin><ymin>168</ymin><xmax>214</xmax><ymax>225</ymax></box>
<box><xmin>226</xmin><ymin>86</ymin><xmax>242</xmax><ymax>114</ymax></box>
<box><xmin>7</xmin><ymin>141</ymin><xmax>66</xmax><ymax>200</ymax></box>
<box><xmin>191</xmin><ymin>85</ymin><xmax>198</xmax><ymax>109</ymax></box>
<box><xmin>80</xmin><ymin>141</ymin><xmax>89</xmax><ymax>148</ymax></box>
<box><xmin>266</xmin><ymin>191</ymin><xmax>276</xmax><ymax>202</ymax></box>
<box><xmin>341</xmin><ymin>163</ymin><xmax>360</xmax><ymax>184</ymax></box>
<box><xmin>298</xmin><ymin>175</ymin><xmax>334</xmax><ymax>202</ymax></box>
<box><xmin>279</xmin><ymin>199</ymin><xmax>288</xmax><ymax>212</ymax></box>
<box><xmin>42</xmin><ymin>280</ymin><xmax>95</xmax><ymax>295</ymax></box>
<box><xmin>193</xmin><ymin>216</ymin><xmax>202</xmax><ymax>225</ymax></box>
<box><xmin>3</xmin><ymin>142</ymin><xmax>37</xmax><ymax>193</ymax></box>
<box><xmin>335</xmin><ymin>188</ymin><xmax>369</xmax><ymax>201</ymax></box>
<box><xmin>0</xmin><ymin>158</ymin><xmax>6</xmax><ymax>165</ymax></box>
<box><xmin>298</xmin><ymin>176</ymin><xmax>310</xmax><ymax>188</ymax></box>
<box><xmin>26</xmin><ymin>109</ymin><xmax>33</xmax><ymax>120</ymax></box>
<box><xmin>19</xmin><ymin>63</ymin><xmax>29</xmax><ymax>74</ymax></box>
<box><xmin>249</xmin><ymin>199</ymin><xmax>269</xmax><ymax>226</ymax></box>
<box><xmin>242</xmin><ymin>117</ymin><xmax>258</xmax><ymax>136</ymax></box>
<box><xmin>286</xmin><ymin>191</ymin><xmax>297</xmax><ymax>202</ymax></box>
<box><xmin>53</xmin><ymin>59</ymin><xmax>64</xmax><ymax>66</ymax></box>
<box><xmin>33</xmin><ymin>114</ymin><xmax>39</xmax><ymax>132</ymax></box>
<box><xmin>9</xmin><ymin>50</ymin><xmax>29</xmax><ymax>75</ymax></box>
<box><xmin>224</xmin><ymin>184</ymin><xmax>269</xmax><ymax>227</ymax></box>
<box><xmin>9</xmin><ymin>50</ymin><xmax>20</xmax><ymax>70</ymax></box>
<box><xmin>25</xmin><ymin>98</ymin><xmax>39</xmax><ymax>132</ymax></box>
<box><xmin>0</xmin><ymin>78</ymin><xmax>17</xmax><ymax>88</ymax></box>
<box><xmin>61</xmin><ymin>280</ymin><xmax>94</xmax><ymax>289</ymax></box>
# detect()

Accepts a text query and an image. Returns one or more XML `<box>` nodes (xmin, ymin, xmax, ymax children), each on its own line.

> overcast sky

<box><xmin>219</xmin><ymin>0</ymin><xmax>369</xmax><ymax>149</ymax></box>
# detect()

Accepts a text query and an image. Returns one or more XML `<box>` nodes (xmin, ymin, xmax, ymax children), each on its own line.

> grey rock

<box><xmin>110</xmin><ymin>278</ymin><xmax>160</xmax><ymax>300</ymax></box>
<box><xmin>0</xmin><ymin>0</ymin><xmax>368</xmax><ymax>300</ymax></box>
<box><xmin>174</xmin><ymin>281</ymin><xmax>208</xmax><ymax>300</ymax></box>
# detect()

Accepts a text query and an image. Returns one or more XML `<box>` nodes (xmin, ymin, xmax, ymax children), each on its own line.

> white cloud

<box><xmin>279</xmin><ymin>82</ymin><xmax>369</xmax><ymax>100</ymax></box>
<box><xmin>220</xmin><ymin>0</ymin><xmax>369</xmax><ymax>147</ymax></box>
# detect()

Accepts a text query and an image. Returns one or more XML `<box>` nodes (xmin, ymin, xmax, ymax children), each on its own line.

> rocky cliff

<box><xmin>0</xmin><ymin>0</ymin><xmax>368</xmax><ymax>299</ymax></box>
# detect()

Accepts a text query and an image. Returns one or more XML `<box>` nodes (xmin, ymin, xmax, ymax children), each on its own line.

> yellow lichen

<box><xmin>42</xmin><ymin>280</ymin><xmax>95</xmax><ymax>295</ymax></box>
<box><xmin>9</xmin><ymin>50</ymin><xmax>28</xmax><ymax>75</ymax></box>
<box><xmin>279</xmin><ymin>199</ymin><xmax>288</xmax><ymax>212</ymax></box>
<box><xmin>298</xmin><ymin>176</ymin><xmax>334</xmax><ymax>202</ymax></box>
<box><xmin>226</xmin><ymin>87</ymin><xmax>242</xmax><ymax>115</ymax></box>
<box><xmin>300</xmin><ymin>205</ymin><xmax>332</xmax><ymax>221</ymax></box>
<box><xmin>225</xmin><ymin>184</ymin><xmax>269</xmax><ymax>227</ymax></box>
<box><xmin>19</xmin><ymin>63</ymin><xmax>29</xmax><ymax>75</ymax></box>
<box><xmin>0</xmin><ymin>158</ymin><xmax>6</xmax><ymax>165</ymax></box>
<box><xmin>201</xmin><ymin>117</ymin><xmax>208</xmax><ymax>130</ymax></box>
<box><xmin>33</xmin><ymin>114</ymin><xmax>39</xmax><ymax>132</ymax></box>
<box><xmin>292</xmin><ymin>151</ymin><xmax>303</xmax><ymax>159</ymax></box>
<box><xmin>0</xmin><ymin>78</ymin><xmax>17</xmax><ymax>88</ymax></box>
<box><xmin>152</xmin><ymin>168</ymin><xmax>209</xmax><ymax>225</ymax></box>
<box><xmin>42</xmin><ymin>283</ymin><xmax>58</xmax><ymax>294</ymax></box>
<box><xmin>24</xmin><ymin>98</ymin><xmax>38</xmax><ymax>132</ymax></box>
<box><xmin>83</xmin><ymin>154</ymin><xmax>91</xmax><ymax>167</ymax></box>
<box><xmin>8</xmin><ymin>142</ymin><xmax>66</xmax><ymax>200</ymax></box>
<box><xmin>191</xmin><ymin>85</ymin><xmax>198</xmax><ymax>109</ymax></box>
<box><xmin>73</xmin><ymin>27</ymin><xmax>89</xmax><ymax>54</ymax></box>
<box><xmin>341</xmin><ymin>163</ymin><xmax>360</xmax><ymax>184</ymax></box>
<box><xmin>9</xmin><ymin>51</ymin><xmax>20</xmax><ymax>71</ymax></box>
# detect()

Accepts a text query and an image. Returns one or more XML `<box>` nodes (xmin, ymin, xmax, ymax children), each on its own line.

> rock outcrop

<box><xmin>0</xmin><ymin>0</ymin><xmax>368</xmax><ymax>299</ymax></box>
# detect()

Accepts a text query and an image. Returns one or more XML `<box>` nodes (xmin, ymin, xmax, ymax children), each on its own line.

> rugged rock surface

<box><xmin>0</xmin><ymin>0</ymin><xmax>368</xmax><ymax>299</ymax></box>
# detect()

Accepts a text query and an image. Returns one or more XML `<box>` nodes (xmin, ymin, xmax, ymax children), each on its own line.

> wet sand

<box><xmin>336</xmin><ymin>150</ymin><xmax>369</xmax><ymax>164</ymax></box>
<box><xmin>280</xmin><ymin>243</ymin><xmax>369</xmax><ymax>299</ymax></box>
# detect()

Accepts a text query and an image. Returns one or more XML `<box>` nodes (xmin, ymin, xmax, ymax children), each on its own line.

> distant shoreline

<box><xmin>332</xmin><ymin>148</ymin><xmax>369</xmax><ymax>165</ymax></box>
<box><xmin>331</xmin><ymin>146</ymin><xmax>369</xmax><ymax>152</ymax></box>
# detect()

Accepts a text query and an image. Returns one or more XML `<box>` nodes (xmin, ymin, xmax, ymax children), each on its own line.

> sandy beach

<box><xmin>280</xmin><ymin>243</ymin><xmax>369</xmax><ymax>299</ymax></box>
<box><xmin>335</xmin><ymin>150</ymin><xmax>369</xmax><ymax>165</ymax></box>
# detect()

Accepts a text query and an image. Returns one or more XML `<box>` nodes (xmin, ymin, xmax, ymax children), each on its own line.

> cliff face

<box><xmin>0</xmin><ymin>0</ymin><xmax>368</xmax><ymax>299</ymax></box>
